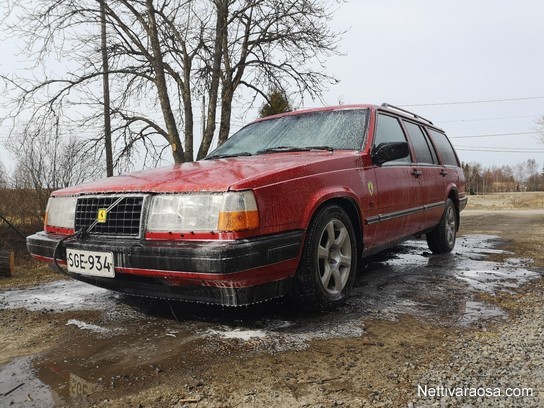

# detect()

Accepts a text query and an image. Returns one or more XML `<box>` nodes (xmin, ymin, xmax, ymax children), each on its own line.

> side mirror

<box><xmin>372</xmin><ymin>142</ymin><xmax>410</xmax><ymax>166</ymax></box>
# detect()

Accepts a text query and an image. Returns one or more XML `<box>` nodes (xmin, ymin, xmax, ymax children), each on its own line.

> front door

<box><xmin>367</xmin><ymin>113</ymin><xmax>423</xmax><ymax>247</ymax></box>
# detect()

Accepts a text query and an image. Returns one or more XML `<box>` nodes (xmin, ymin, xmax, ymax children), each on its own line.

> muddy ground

<box><xmin>0</xmin><ymin>204</ymin><xmax>543</xmax><ymax>407</ymax></box>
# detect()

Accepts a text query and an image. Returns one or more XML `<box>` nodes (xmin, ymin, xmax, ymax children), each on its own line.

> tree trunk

<box><xmin>182</xmin><ymin>53</ymin><xmax>194</xmax><ymax>163</ymax></box>
<box><xmin>0</xmin><ymin>250</ymin><xmax>14</xmax><ymax>277</ymax></box>
<box><xmin>146</xmin><ymin>0</ymin><xmax>185</xmax><ymax>163</ymax></box>
<box><xmin>218</xmin><ymin>85</ymin><xmax>233</xmax><ymax>146</ymax></box>
<box><xmin>197</xmin><ymin>0</ymin><xmax>227</xmax><ymax>160</ymax></box>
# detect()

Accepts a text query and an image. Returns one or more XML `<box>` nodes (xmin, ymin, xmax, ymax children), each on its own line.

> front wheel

<box><xmin>426</xmin><ymin>198</ymin><xmax>457</xmax><ymax>254</ymax></box>
<box><xmin>295</xmin><ymin>205</ymin><xmax>357</xmax><ymax>311</ymax></box>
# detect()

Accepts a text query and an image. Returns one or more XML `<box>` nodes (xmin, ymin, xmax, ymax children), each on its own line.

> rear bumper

<box><xmin>27</xmin><ymin>230</ymin><xmax>304</xmax><ymax>306</ymax></box>
<box><xmin>459</xmin><ymin>196</ymin><xmax>468</xmax><ymax>212</ymax></box>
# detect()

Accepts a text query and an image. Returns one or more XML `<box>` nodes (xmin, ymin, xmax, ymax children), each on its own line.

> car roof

<box><xmin>252</xmin><ymin>104</ymin><xmax>375</xmax><ymax>123</ymax></box>
<box><xmin>252</xmin><ymin>103</ymin><xmax>446</xmax><ymax>133</ymax></box>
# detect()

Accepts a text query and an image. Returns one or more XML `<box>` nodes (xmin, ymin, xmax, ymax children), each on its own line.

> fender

<box><xmin>300</xmin><ymin>186</ymin><xmax>364</xmax><ymax>232</ymax></box>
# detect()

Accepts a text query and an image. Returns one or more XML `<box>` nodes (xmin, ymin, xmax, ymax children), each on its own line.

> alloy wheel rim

<box><xmin>317</xmin><ymin>219</ymin><xmax>352</xmax><ymax>294</ymax></box>
<box><xmin>445</xmin><ymin>206</ymin><xmax>456</xmax><ymax>246</ymax></box>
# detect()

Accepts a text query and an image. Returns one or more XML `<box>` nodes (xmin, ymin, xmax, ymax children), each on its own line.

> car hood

<box><xmin>54</xmin><ymin>151</ymin><xmax>359</xmax><ymax>196</ymax></box>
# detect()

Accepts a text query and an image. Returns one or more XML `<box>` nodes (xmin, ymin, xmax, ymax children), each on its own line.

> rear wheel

<box><xmin>426</xmin><ymin>198</ymin><xmax>457</xmax><ymax>254</ymax></box>
<box><xmin>296</xmin><ymin>205</ymin><xmax>357</xmax><ymax>310</ymax></box>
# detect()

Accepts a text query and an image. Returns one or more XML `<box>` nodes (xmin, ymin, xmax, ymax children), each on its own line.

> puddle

<box><xmin>457</xmin><ymin>300</ymin><xmax>505</xmax><ymax>326</ymax></box>
<box><xmin>0</xmin><ymin>357</ymin><xmax>55</xmax><ymax>407</ymax></box>
<box><xmin>0</xmin><ymin>234</ymin><xmax>542</xmax><ymax>406</ymax></box>
<box><xmin>348</xmin><ymin>234</ymin><xmax>541</xmax><ymax>324</ymax></box>
<box><xmin>0</xmin><ymin>235</ymin><xmax>540</xmax><ymax>336</ymax></box>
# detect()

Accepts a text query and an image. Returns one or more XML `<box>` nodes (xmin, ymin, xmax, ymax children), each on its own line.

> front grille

<box><xmin>75</xmin><ymin>195</ymin><xmax>145</xmax><ymax>237</ymax></box>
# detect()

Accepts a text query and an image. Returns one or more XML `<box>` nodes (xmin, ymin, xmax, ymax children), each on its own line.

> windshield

<box><xmin>206</xmin><ymin>108</ymin><xmax>369</xmax><ymax>158</ymax></box>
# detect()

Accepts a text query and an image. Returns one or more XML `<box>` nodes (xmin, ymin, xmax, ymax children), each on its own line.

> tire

<box><xmin>426</xmin><ymin>198</ymin><xmax>457</xmax><ymax>254</ymax></box>
<box><xmin>295</xmin><ymin>205</ymin><xmax>358</xmax><ymax>311</ymax></box>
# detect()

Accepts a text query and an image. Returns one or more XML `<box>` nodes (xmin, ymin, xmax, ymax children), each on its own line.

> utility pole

<box><xmin>100</xmin><ymin>0</ymin><xmax>114</xmax><ymax>177</ymax></box>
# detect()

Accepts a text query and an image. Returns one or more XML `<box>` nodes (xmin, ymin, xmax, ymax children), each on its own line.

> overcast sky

<box><xmin>321</xmin><ymin>0</ymin><xmax>544</xmax><ymax>167</ymax></box>
<box><xmin>1</xmin><ymin>0</ymin><xmax>544</xmax><ymax>172</ymax></box>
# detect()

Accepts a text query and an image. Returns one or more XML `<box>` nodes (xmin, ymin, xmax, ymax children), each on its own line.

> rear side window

<box><xmin>428</xmin><ymin>129</ymin><xmax>459</xmax><ymax>166</ymax></box>
<box><xmin>373</xmin><ymin>114</ymin><xmax>411</xmax><ymax>163</ymax></box>
<box><xmin>403</xmin><ymin>121</ymin><xmax>436</xmax><ymax>164</ymax></box>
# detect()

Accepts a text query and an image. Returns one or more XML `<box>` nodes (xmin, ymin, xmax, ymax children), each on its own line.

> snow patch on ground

<box><xmin>66</xmin><ymin>319</ymin><xmax>111</xmax><ymax>334</ymax></box>
<box><xmin>0</xmin><ymin>280</ymin><xmax>114</xmax><ymax>312</ymax></box>
<box><xmin>203</xmin><ymin>319</ymin><xmax>365</xmax><ymax>353</ymax></box>
<box><xmin>206</xmin><ymin>328</ymin><xmax>267</xmax><ymax>340</ymax></box>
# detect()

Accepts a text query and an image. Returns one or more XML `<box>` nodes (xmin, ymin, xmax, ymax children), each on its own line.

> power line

<box><xmin>401</xmin><ymin>96</ymin><xmax>544</xmax><ymax>107</ymax></box>
<box><xmin>456</xmin><ymin>146</ymin><xmax>544</xmax><ymax>153</ymax></box>
<box><xmin>457</xmin><ymin>145</ymin><xmax>544</xmax><ymax>150</ymax></box>
<box><xmin>441</xmin><ymin>114</ymin><xmax>541</xmax><ymax>123</ymax></box>
<box><xmin>450</xmin><ymin>131</ymin><xmax>540</xmax><ymax>139</ymax></box>
<box><xmin>456</xmin><ymin>149</ymin><xmax>544</xmax><ymax>153</ymax></box>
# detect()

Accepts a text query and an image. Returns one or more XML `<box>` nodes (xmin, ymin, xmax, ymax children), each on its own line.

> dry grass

<box><xmin>0</xmin><ymin>262</ymin><xmax>67</xmax><ymax>289</ymax></box>
<box><xmin>466</xmin><ymin>192</ymin><xmax>544</xmax><ymax>210</ymax></box>
<box><xmin>0</xmin><ymin>222</ymin><xmax>65</xmax><ymax>288</ymax></box>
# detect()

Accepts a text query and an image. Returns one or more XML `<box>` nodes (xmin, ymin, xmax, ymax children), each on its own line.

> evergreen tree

<box><xmin>259</xmin><ymin>89</ymin><xmax>292</xmax><ymax>118</ymax></box>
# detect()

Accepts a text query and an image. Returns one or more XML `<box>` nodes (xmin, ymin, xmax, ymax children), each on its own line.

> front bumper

<box><xmin>27</xmin><ymin>230</ymin><xmax>304</xmax><ymax>306</ymax></box>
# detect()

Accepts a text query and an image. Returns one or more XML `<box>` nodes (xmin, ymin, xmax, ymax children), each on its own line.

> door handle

<box><xmin>440</xmin><ymin>169</ymin><xmax>448</xmax><ymax>177</ymax></box>
<box><xmin>411</xmin><ymin>169</ymin><xmax>423</xmax><ymax>178</ymax></box>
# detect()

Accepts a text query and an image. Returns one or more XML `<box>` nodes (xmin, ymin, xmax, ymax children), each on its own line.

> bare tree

<box><xmin>462</xmin><ymin>162</ymin><xmax>482</xmax><ymax>194</ymax></box>
<box><xmin>525</xmin><ymin>158</ymin><xmax>541</xmax><ymax>191</ymax></box>
<box><xmin>526</xmin><ymin>158</ymin><xmax>538</xmax><ymax>176</ymax></box>
<box><xmin>513</xmin><ymin>161</ymin><xmax>527</xmax><ymax>186</ymax></box>
<box><xmin>2</xmin><ymin>0</ymin><xmax>197</xmax><ymax>166</ymax></box>
<box><xmin>0</xmin><ymin>162</ymin><xmax>8</xmax><ymax>189</ymax></box>
<box><xmin>7</xmin><ymin>120</ymin><xmax>101</xmax><ymax>215</ymax></box>
<box><xmin>537</xmin><ymin>115</ymin><xmax>544</xmax><ymax>144</ymax></box>
<box><xmin>2</xmin><ymin>0</ymin><xmax>343</xmax><ymax>165</ymax></box>
<box><xmin>210</xmin><ymin>0</ymin><xmax>342</xmax><ymax>157</ymax></box>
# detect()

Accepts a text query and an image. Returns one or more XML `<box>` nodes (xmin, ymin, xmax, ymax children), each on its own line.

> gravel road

<box><xmin>410</xmin><ymin>280</ymin><xmax>544</xmax><ymax>408</ymax></box>
<box><xmin>0</xmin><ymin>209</ymin><xmax>543</xmax><ymax>407</ymax></box>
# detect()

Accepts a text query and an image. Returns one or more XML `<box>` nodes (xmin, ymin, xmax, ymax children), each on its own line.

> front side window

<box><xmin>207</xmin><ymin>109</ymin><xmax>369</xmax><ymax>158</ymax></box>
<box><xmin>373</xmin><ymin>114</ymin><xmax>411</xmax><ymax>163</ymax></box>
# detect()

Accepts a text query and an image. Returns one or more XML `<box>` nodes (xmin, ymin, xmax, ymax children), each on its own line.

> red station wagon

<box><xmin>27</xmin><ymin>104</ymin><xmax>467</xmax><ymax>310</ymax></box>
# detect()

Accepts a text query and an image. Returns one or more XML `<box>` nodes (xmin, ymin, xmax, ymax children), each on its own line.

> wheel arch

<box><xmin>303</xmin><ymin>194</ymin><xmax>364</xmax><ymax>258</ymax></box>
<box><xmin>447</xmin><ymin>187</ymin><xmax>460</xmax><ymax>231</ymax></box>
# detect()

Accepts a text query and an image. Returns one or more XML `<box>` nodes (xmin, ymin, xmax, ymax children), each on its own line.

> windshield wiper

<box><xmin>306</xmin><ymin>145</ymin><xmax>334</xmax><ymax>152</ymax></box>
<box><xmin>257</xmin><ymin>146</ymin><xmax>334</xmax><ymax>155</ymax></box>
<box><xmin>205</xmin><ymin>152</ymin><xmax>253</xmax><ymax>160</ymax></box>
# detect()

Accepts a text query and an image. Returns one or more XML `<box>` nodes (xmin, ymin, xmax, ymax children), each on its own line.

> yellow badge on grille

<box><xmin>97</xmin><ymin>209</ymin><xmax>108</xmax><ymax>223</ymax></box>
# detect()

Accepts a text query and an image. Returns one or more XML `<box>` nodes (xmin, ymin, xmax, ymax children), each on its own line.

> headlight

<box><xmin>45</xmin><ymin>196</ymin><xmax>77</xmax><ymax>229</ymax></box>
<box><xmin>147</xmin><ymin>191</ymin><xmax>259</xmax><ymax>232</ymax></box>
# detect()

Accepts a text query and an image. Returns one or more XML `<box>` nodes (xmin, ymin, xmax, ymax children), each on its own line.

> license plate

<box><xmin>66</xmin><ymin>249</ymin><xmax>115</xmax><ymax>278</ymax></box>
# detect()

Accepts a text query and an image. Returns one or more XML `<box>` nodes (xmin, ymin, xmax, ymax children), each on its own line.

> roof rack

<box><xmin>380</xmin><ymin>103</ymin><xmax>434</xmax><ymax>125</ymax></box>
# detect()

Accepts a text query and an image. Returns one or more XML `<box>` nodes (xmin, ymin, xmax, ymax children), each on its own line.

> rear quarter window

<box><xmin>427</xmin><ymin>129</ymin><xmax>459</xmax><ymax>166</ymax></box>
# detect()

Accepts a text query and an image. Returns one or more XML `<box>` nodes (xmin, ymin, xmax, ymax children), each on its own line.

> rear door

<box><xmin>402</xmin><ymin>120</ymin><xmax>445</xmax><ymax>228</ymax></box>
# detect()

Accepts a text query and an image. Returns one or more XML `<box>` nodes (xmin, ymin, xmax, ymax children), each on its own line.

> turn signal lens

<box><xmin>218</xmin><ymin>192</ymin><xmax>260</xmax><ymax>232</ymax></box>
<box><xmin>218</xmin><ymin>210</ymin><xmax>259</xmax><ymax>231</ymax></box>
